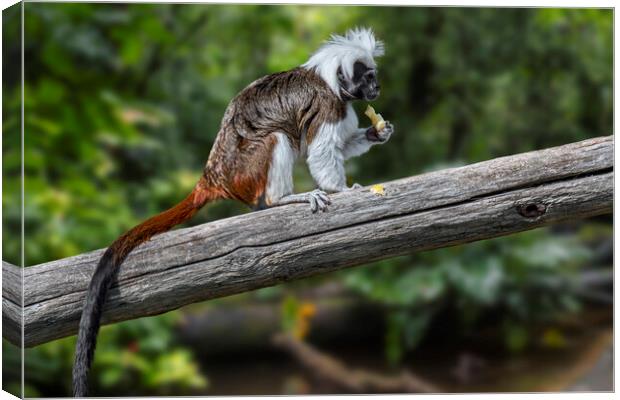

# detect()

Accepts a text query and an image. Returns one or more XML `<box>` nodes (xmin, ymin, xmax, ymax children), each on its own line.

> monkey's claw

<box><xmin>308</xmin><ymin>189</ymin><xmax>330</xmax><ymax>213</ymax></box>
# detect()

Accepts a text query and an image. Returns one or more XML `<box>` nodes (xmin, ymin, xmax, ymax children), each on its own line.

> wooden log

<box><xmin>3</xmin><ymin>261</ymin><xmax>22</xmax><ymax>346</ymax></box>
<box><xmin>2</xmin><ymin>136</ymin><xmax>613</xmax><ymax>348</ymax></box>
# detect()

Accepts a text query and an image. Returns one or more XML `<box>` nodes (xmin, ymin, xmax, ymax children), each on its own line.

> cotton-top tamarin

<box><xmin>73</xmin><ymin>27</ymin><xmax>394</xmax><ymax>397</ymax></box>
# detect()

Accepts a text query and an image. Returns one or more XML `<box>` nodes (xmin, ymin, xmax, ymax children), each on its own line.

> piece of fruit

<box><xmin>370</xmin><ymin>184</ymin><xmax>385</xmax><ymax>196</ymax></box>
<box><xmin>365</xmin><ymin>105</ymin><xmax>386</xmax><ymax>131</ymax></box>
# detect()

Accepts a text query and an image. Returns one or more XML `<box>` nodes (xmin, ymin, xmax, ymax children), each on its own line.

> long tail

<box><xmin>72</xmin><ymin>177</ymin><xmax>216</xmax><ymax>397</ymax></box>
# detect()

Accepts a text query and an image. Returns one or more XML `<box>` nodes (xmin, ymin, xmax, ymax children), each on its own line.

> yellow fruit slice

<box><xmin>370</xmin><ymin>184</ymin><xmax>385</xmax><ymax>196</ymax></box>
<box><xmin>365</xmin><ymin>105</ymin><xmax>386</xmax><ymax>131</ymax></box>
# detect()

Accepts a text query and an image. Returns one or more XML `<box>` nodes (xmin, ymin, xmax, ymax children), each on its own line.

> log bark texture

<box><xmin>2</xmin><ymin>136</ymin><xmax>613</xmax><ymax>348</ymax></box>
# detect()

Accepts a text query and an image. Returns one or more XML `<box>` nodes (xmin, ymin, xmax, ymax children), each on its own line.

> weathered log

<box><xmin>2</xmin><ymin>136</ymin><xmax>613</xmax><ymax>347</ymax></box>
<box><xmin>3</xmin><ymin>261</ymin><xmax>22</xmax><ymax>346</ymax></box>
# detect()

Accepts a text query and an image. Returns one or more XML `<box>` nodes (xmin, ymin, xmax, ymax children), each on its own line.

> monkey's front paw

<box><xmin>308</xmin><ymin>189</ymin><xmax>331</xmax><ymax>213</ymax></box>
<box><xmin>366</xmin><ymin>122</ymin><xmax>394</xmax><ymax>143</ymax></box>
<box><xmin>376</xmin><ymin>121</ymin><xmax>394</xmax><ymax>142</ymax></box>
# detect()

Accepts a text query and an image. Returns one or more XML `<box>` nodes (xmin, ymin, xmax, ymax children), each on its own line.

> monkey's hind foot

<box><xmin>274</xmin><ymin>189</ymin><xmax>331</xmax><ymax>213</ymax></box>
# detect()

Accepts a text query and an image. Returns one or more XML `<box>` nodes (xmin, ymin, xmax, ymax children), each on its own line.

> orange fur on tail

<box><xmin>73</xmin><ymin>176</ymin><xmax>218</xmax><ymax>397</ymax></box>
<box><xmin>111</xmin><ymin>177</ymin><xmax>215</xmax><ymax>263</ymax></box>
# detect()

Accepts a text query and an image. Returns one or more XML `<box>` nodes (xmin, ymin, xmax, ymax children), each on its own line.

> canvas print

<box><xmin>1</xmin><ymin>3</ymin><xmax>613</xmax><ymax>397</ymax></box>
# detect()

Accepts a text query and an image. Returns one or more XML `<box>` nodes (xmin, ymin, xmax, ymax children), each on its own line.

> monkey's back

<box><xmin>204</xmin><ymin>68</ymin><xmax>346</xmax><ymax>204</ymax></box>
<box><xmin>228</xmin><ymin>67</ymin><xmax>346</xmax><ymax>144</ymax></box>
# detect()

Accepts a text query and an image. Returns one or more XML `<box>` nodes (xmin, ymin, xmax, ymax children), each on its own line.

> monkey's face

<box><xmin>338</xmin><ymin>61</ymin><xmax>381</xmax><ymax>101</ymax></box>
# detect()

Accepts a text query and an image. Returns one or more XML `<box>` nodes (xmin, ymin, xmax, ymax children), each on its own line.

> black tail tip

<box><xmin>72</xmin><ymin>369</ymin><xmax>89</xmax><ymax>397</ymax></box>
<box><xmin>73</xmin><ymin>384</ymin><xmax>88</xmax><ymax>398</ymax></box>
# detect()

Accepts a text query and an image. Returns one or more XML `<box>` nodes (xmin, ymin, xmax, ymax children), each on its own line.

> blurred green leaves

<box><xmin>5</xmin><ymin>312</ymin><xmax>208</xmax><ymax>396</ymax></box>
<box><xmin>344</xmin><ymin>229</ymin><xmax>593</xmax><ymax>362</ymax></box>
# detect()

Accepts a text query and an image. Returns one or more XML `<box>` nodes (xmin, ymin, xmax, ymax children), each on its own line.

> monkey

<box><xmin>72</xmin><ymin>27</ymin><xmax>394</xmax><ymax>397</ymax></box>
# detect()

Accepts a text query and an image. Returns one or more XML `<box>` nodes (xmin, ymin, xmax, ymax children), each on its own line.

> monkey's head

<box><xmin>337</xmin><ymin>61</ymin><xmax>381</xmax><ymax>101</ymax></box>
<box><xmin>303</xmin><ymin>27</ymin><xmax>385</xmax><ymax>102</ymax></box>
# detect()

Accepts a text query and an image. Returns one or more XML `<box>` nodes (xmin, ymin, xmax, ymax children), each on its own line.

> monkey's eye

<box><xmin>364</xmin><ymin>70</ymin><xmax>377</xmax><ymax>82</ymax></box>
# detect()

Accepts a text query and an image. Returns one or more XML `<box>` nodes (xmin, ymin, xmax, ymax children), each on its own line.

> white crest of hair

<box><xmin>303</xmin><ymin>27</ymin><xmax>385</xmax><ymax>98</ymax></box>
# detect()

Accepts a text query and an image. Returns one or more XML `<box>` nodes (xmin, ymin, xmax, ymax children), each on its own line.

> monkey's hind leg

<box><xmin>272</xmin><ymin>189</ymin><xmax>331</xmax><ymax>213</ymax></box>
<box><xmin>264</xmin><ymin>133</ymin><xmax>331</xmax><ymax>213</ymax></box>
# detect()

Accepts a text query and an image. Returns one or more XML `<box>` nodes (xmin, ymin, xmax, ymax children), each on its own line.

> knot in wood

<box><xmin>517</xmin><ymin>202</ymin><xmax>546</xmax><ymax>218</ymax></box>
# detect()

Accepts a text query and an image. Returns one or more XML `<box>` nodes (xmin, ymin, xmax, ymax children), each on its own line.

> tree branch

<box><xmin>2</xmin><ymin>136</ymin><xmax>613</xmax><ymax>348</ymax></box>
<box><xmin>272</xmin><ymin>333</ymin><xmax>441</xmax><ymax>393</ymax></box>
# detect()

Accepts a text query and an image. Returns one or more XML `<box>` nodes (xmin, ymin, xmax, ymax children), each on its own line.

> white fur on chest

<box><xmin>310</xmin><ymin>104</ymin><xmax>358</xmax><ymax>150</ymax></box>
<box><xmin>305</xmin><ymin>104</ymin><xmax>359</xmax><ymax>192</ymax></box>
<box><xmin>338</xmin><ymin>104</ymin><xmax>360</xmax><ymax>143</ymax></box>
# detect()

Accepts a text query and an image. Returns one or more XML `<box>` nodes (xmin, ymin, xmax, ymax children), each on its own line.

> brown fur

<box><xmin>227</xmin><ymin>135</ymin><xmax>277</xmax><ymax>204</ymax></box>
<box><xmin>204</xmin><ymin>67</ymin><xmax>345</xmax><ymax>208</ymax></box>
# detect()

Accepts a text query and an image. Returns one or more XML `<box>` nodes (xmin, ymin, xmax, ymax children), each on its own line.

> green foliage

<box><xmin>386</xmin><ymin>311</ymin><xmax>433</xmax><ymax>365</ymax></box>
<box><xmin>280</xmin><ymin>295</ymin><xmax>318</xmax><ymax>340</ymax></box>
<box><xmin>344</xmin><ymin>229</ymin><xmax>592</xmax><ymax>361</ymax></box>
<box><xmin>7</xmin><ymin>312</ymin><xmax>207</xmax><ymax>396</ymax></box>
<box><xmin>281</xmin><ymin>295</ymin><xmax>301</xmax><ymax>334</ymax></box>
<box><xmin>90</xmin><ymin>313</ymin><xmax>207</xmax><ymax>395</ymax></box>
<box><xmin>503</xmin><ymin>320</ymin><xmax>530</xmax><ymax>353</ymax></box>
